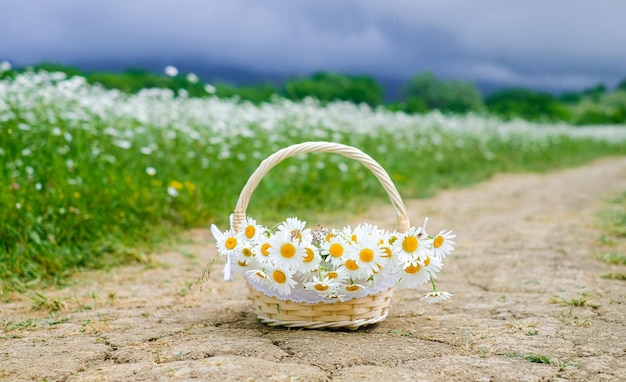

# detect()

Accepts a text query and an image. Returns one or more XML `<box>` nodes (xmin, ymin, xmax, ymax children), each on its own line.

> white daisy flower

<box><xmin>323</xmin><ymin>228</ymin><xmax>339</xmax><ymax>244</ymax></box>
<box><xmin>366</xmin><ymin>253</ymin><xmax>398</xmax><ymax>287</ymax></box>
<box><xmin>431</xmin><ymin>229</ymin><xmax>456</xmax><ymax>259</ymax></box>
<box><xmin>420</xmin><ymin>291</ymin><xmax>453</xmax><ymax>303</ymax></box>
<box><xmin>277</xmin><ymin>217</ymin><xmax>313</xmax><ymax>245</ymax></box>
<box><xmin>393</xmin><ymin>226</ymin><xmax>432</xmax><ymax>267</ymax></box>
<box><xmin>340</xmin><ymin>225</ymin><xmax>357</xmax><ymax>243</ymax></box>
<box><xmin>254</xmin><ymin>238</ymin><xmax>273</xmax><ymax>266</ymax></box>
<box><xmin>210</xmin><ymin>225</ymin><xmax>241</xmax><ymax>257</ymax></box>
<box><xmin>321</xmin><ymin>267</ymin><xmax>350</xmax><ymax>285</ymax></box>
<box><xmin>353</xmin><ymin>234</ymin><xmax>386</xmax><ymax>276</ymax></box>
<box><xmin>397</xmin><ymin>260</ymin><xmax>431</xmax><ymax>289</ymax></box>
<box><xmin>339</xmin><ymin>250</ymin><xmax>368</xmax><ymax>280</ymax></box>
<box><xmin>353</xmin><ymin>223</ymin><xmax>381</xmax><ymax>240</ymax></box>
<box><xmin>231</xmin><ymin>242</ymin><xmax>256</xmax><ymax>273</ymax></box>
<box><xmin>246</xmin><ymin>269</ymin><xmax>269</xmax><ymax>287</ymax></box>
<box><xmin>297</xmin><ymin>245</ymin><xmax>322</xmax><ymax>275</ymax></box>
<box><xmin>268</xmin><ymin>230</ymin><xmax>305</xmax><ymax>271</ymax></box>
<box><xmin>266</xmin><ymin>267</ymin><xmax>297</xmax><ymax>295</ymax></box>
<box><xmin>233</xmin><ymin>257</ymin><xmax>254</xmax><ymax>272</ymax></box>
<box><xmin>303</xmin><ymin>275</ymin><xmax>340</xmax><ymax>294</ymax></box>
<box><xmin>343</xmin><ymin>283</ymin><xmax>366</xmax><ymax>294</ymax></box>
<box><xmin>241</xmin><ymin>217</ymin><xmax>265</xmax><ymax>243</ymax></box>
<box><xmin>322</xmin><ymin>235</ymin><xmax>350</xmax><ymax>267</ymax></box>
<box><xmin>423</xmin><ymin>253</ymin><xmax>443</xmax><ymax>275</ymax></box>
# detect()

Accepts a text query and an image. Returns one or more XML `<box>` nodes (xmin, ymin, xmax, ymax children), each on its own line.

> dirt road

<box><xmin>2</xmin><ymin>157</ymin><xmax>626</xmax><ymax>381</ymax></box>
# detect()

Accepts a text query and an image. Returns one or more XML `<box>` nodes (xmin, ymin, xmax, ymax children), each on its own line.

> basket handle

<box><xmin>232</xmin><ymin>141</ymin><xmax>411</xmax><ymax>233</ymax></box>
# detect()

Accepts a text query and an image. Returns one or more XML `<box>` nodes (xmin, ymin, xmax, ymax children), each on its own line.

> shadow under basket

<box><xmin>248</xmin><ymin>286</ymin><xmax>394</xmax><ymax>330</ymax></box>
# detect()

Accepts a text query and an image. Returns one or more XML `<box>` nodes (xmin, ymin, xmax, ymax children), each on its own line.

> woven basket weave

<box><xmin>230</xmin><ymin>141</ymin><xmax>411</xmax><ymax>330</ymax></box>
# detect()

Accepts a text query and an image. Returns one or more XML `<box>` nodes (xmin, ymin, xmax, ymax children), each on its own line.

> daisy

<box><xmin>353</xmin><ymin>223</ymin><xmax>381</xmax><ymax>240</ymax></box>
<box><xmin>420</xmin><ymin>290</ymin><xmax>453</xmax><ymax>303</ymax></box>
<box><xmin>210</xmin><ymin>225</ymin><xmax>241</xmax><ymax>257</ymax></box>
<box><xmin>323</xmin><ymin>228</ymin><xmax>339</xmax><ymax>244</ymax></box>
<box><xmin>352</xmin><ymin>234</ymin><xmax>386</xmax><ymax>276</ymax></box>
<box><xmin>422</xmin><ymin>253</ymin><xmax>443</xmax><ymax>275</ymax></box>
<box><xmin>265</xmin><ymin>266</ymin><xmax>297</xmax><ymax>295</ymax></box>
<box><xmin>340</xmin><ymin>251</ymin><xmax>368</xmax><ymax>280</ymax></box>
<box><xmin>321</xmin><ymin>267</ymin><xmax>350</xmax><ymax>285</ymax></box>
<box><xmin>303</xmin><ymin>275</ymin><xmax>340</xmax><ymax>296</ymax></box>
<box><xmin>343</xmin><ymin>283</ymin><xmax>366</xmax><ymax>294</ymax></box>
<box><xmin>277</xmin><ymin>217</ymin><xmax>313</xmax><ymax>245</ymax></box>
<box><xmin>366</xmin><ymin>252</ymin><xmax>399</xmax><ymax>287</ymax></box>
<box><xmin>297</xmin><ymin>245</ymin><xmax>322</xmax><ymax>275</ymax></box>
<box><xmin>254</xmin><ymin>238</ymin><xmax>273</xmax><ymax>266</ymax></box>
<box><xmin>233</xmin><ymin>257</ymin><xmax>255</xmax><ymax>272</ymax></box>
<box><xmin>241</xmin><ymin>216</ymin><xmax>265</xmax><ymax>243</ymax></box>
<box><xmin>341</xmin><ymin>225</ymin><xmax>357</xmax><ymax>243</ymax></box>
<box><xmin>431</xmin><ymin>229</ymin><xmax>456</xmax><ymax>259</ymax></box>
<box><xmin>393</xmin><ymin>226</ymin><xmax>432</xmax><ymax>267</ymax></box>
<box><xmin>321</xmin><ymin>235</ymin><xmax>350</xmax><ymax>267</ymax></box>
<box><xmin>232</xmin><ymin>242</ymin><xmax>257</xmax><ymax>273</ymax></box>
<box><xmin>268</xmin><ymin>230</ymin><xmax>305</xmax><ymax>271</ymax></box>
<box><xmin>245</xmin><ymin>269</ymin><xmax>269</xmax><ymax>287</ymax></box>
<box><xmin>396</xmin><ymin>259</ymin><xmax>431</xmax><ymax>289</ymax></box>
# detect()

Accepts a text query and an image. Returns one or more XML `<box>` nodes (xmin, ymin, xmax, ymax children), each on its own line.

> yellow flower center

<box><xmin>280</xmin><ymin>243</ymin><xmax>296</xmax><ymax>258</ymax></box>
<box><xmin>389</xmin><ymin>235</ymin><xmax>398</xmax><ymax>245</ymax></box>
<box><xmin>304</xmin><ymin>248</ymin><xmax>315</xmax><ymax>263</ymax></box>
<box><xmin>405</xmin><ymin>264</ymin><xmax>421</xmax><ymax>274</ymax></box>
<box><xmin>402</xmin><ymin>236</ymin><xmax>418</xmax><ymax>253</ymax></box>
<box><xmin>424</xmin><ymin>256</ymin><xmax>431</xmax><ymax>267</ymax></box>
<box><xmin>345</xmin><ymin>259</ymin><xmax>359</xmax><ymax>271</ymax></box>
<box><xmin>359</xmin><ymin>248</ymin><xmax>374</xmax><ymax>263</ymax></box>
<box><xmin>255</xmin><ymin>271</ymin><xmax>266</xmax><ymax>279</ymax></box>
<box><xmin>237</xmin><ymin>260</ymin><xmax>248</xmax><ymax>267</ymax></box>
<box><xmin>245</xmin><ymin>225</ymin><xmax>256</xmax><ymax>239</ymax></box>
<box><xmin>291</xmin><ymin>230</ymin><xmax>302</xmax><ymax>242</ymax></box>
<box><xmin>329</xmin><ymin>243</ymin><xmax>344</xmax><ymax>258</ymax></box>
<box><xmin>242</xmin><ymin>248</ymin><xmax>252</xmax><ymax>257</ymax></box>
<box><xmin>225</xmin><ymin>237</ymin><xmax>237</xmax><ymax>250</ymax></box>
<box><xmin>351</xmin><ymin>234</ymin><xmax>358</xmax><ymax>243</ymax></box>
<box><xmin>381</xmin><ymin>247</ymin><xmax>392</xmax><ymax>259</ymax></box>
<box><xmin>434</xmin><ymin>235</ymin><xmax>444</xmax><ymax>248</ymax></box>
<box><xmin>261</xmin><ymin>243</ymin><xmax>271</xmax><ymax>256</ymax></box>
<box><xmin>314</xmin><ymin>284</ymin><xmax>329</xmax><ymax>291</ymax></box>
<box><xmin>272</xmin><ymin>270</ymin><xmax>287</xmax><ymax>284</ymax></box>
<box><xmin>326</xmin><ymin>271</ymin><xmax>338</xmax><ymax>279</ymax></box>
<box><xmin>345</xmin><ymin>284</ymin><xmax>360</xmax><ymax>292</ymax></box>
<box><xmin>325</xmin><ymin>233</ymin><xmax>335</xmax><ymax>242</ymax></box>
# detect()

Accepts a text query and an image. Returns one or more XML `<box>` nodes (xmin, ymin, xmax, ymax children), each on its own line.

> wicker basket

<box><xmin>229</xmin><ymin>141</ymin><xmax>411</xmax><ymax>330</ymax></box>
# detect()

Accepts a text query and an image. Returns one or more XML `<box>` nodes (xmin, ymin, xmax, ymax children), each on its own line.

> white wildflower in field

<box><xmin>186</xmin><ymin>73</ymin><xmax>199</xmax><ymax>83</ymax></box>
<box><xmin>164</xmin><ymin>65</ymin><xmax>178</xmax><ymax>77</ymax></box>
<box><xmin>167</xmin><ymin>186</ymin><xmax>179</xmax><ymax>197</ymax></box>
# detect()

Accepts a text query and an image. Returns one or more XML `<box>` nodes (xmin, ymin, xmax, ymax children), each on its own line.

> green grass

<box><xmin>596</xmin><ymin>192</ymin><xmax>626</xmax><ymax>275</ymax></box>
<box><xmin>2</xmin><ymin>70</ymin><xmax>626</xmax><ymax>292</ymax></box>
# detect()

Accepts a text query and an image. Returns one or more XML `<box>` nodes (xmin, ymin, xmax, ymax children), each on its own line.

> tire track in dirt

<box><xmin>2</xmin><ymin>157</ymin><xmax>626</xmax><ymax>381</ymax></box>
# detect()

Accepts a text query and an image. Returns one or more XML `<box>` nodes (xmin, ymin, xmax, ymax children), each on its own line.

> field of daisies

<box><xmin>2</xmin><ymin>69</ymin><xmax>626</xmax><ymax>291</ymax></box>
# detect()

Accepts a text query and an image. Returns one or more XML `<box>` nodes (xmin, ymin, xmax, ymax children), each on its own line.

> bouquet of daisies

<box><xmin>211</xmin><ymin>216</ymin><xmax>454</xmax><ymax>304</ymax></box>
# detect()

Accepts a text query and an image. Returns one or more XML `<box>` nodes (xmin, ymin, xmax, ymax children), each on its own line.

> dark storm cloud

<box><xmin>2</xmin><ymin>0</ymin><xmax>625</xmax><ymax>90</ymax></box>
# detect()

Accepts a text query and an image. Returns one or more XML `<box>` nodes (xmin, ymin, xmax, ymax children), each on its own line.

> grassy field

<box><xmin>2</xmin><ymin>70</ymin><xmax>626</xmax><ymax>293</ymax></box>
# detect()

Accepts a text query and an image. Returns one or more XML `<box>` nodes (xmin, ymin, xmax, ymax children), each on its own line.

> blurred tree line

<box><xmin>3</xmin><ymin>62</ymin><xmax>626</xmax><ymax>125</ymax></box>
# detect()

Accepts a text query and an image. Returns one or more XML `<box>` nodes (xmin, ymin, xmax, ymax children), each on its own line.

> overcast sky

<box><xmin>2</xmin><ymin>0</ymin><xmax>626</xmax><ymax>92</ymax></box>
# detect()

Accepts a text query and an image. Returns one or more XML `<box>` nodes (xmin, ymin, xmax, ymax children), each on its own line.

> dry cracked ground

<box><xmin>2</xmin><ymin>157</ymin><xmax>626</xmax><ymax>382</ymax></box>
